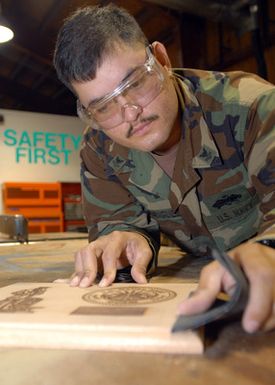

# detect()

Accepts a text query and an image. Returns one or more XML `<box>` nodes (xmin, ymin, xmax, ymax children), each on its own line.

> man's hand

<box><xmin>70</xmin><ymin>231</ymin><xmax>153</xmax><ymax>288</ymax></box>
<box><xmin>178</xmin><ymin>242</ymin><xmax>275</xmax><ymax>333</ymax></box>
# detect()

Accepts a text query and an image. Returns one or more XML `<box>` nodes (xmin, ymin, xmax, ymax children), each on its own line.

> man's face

<box><xmin>73</xmin><ymin>43</ymin><xmax>179</xmax><ymax>153</ymax></box>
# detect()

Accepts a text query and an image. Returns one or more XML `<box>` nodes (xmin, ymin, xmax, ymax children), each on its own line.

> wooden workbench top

<box><xmin>0</xmin><ymin>238</ymin><xmax>274</xmax><ymax>385</ymax></box>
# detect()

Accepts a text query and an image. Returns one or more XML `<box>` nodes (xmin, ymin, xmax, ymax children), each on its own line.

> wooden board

<box><xmin>0</xmin><ymin>282</ymin><xmax>203</xmax><ymax>354</ymax></box>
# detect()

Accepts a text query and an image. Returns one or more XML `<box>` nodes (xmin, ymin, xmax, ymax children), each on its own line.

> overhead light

<box><xmin>0</xmin><ymin>4</ymin><xmax>14</xmax><ymax>43</ymax></box>
<box><xmin>0</xmin><ymin>23</ymin><xmax>14</xmax><ymax>43</ymax></box>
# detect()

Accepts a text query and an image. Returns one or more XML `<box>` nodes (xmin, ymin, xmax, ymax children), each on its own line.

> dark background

<box><xmin>0</xmin><ymin>0</ymin><xmax>274</xmax><ymax>117</ymax></box>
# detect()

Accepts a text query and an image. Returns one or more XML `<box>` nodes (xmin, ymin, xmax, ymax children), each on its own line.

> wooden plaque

<box><xmin>0</xmin><ymin>282</ymin><xmax>203</xmax><ymax>354</ymax></box>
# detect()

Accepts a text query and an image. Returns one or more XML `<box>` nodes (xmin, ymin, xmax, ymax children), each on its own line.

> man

<box><xmin>54</xmin><ymin>4</ymin><xmax>275</xmax><ymax>333</ymax></box>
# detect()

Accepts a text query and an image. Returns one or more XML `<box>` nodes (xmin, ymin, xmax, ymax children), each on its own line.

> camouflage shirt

<box><xmin>80</xmin><ymin>68</ymin><xmax>275</xmax><ymax>257</ymax></box>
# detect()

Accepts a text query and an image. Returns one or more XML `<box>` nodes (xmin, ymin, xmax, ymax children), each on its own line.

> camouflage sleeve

<box><xmin>244</xmin><ymin>87</ymin><xmax>275</xmax><ymax>241</ymax></box>
<box><xmin>80</xmin><ymin>136</ymin><xmax>160</xmax><ymax>256</ymax></box>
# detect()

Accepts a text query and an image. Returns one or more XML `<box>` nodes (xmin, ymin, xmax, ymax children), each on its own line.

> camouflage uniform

<box><xmin>80</xmin><ymin>68</ymin><xmax>275</xmax><ymax>260</ymax></box>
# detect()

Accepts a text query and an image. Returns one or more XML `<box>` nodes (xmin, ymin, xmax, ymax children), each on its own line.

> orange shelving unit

<box><xmin>2</xmin><ymin>182</ymin><xmax>64</xmax><ymax>233</ymax></box>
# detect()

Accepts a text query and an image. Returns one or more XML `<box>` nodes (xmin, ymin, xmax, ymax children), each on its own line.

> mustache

<box><xmin>126</xmin><ymin>114</ymin><xmax>159</xmax><ymax>138</ymax></box>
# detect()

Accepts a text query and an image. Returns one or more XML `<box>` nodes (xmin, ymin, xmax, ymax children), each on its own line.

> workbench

<box><xmin>0</xmin><ymin>236</ymin><xmax>274</xmax><ymax>385</ymax></box>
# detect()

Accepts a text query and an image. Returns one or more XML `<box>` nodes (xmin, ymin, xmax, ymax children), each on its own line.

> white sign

<box><xmin>0</xmin><ymin>108</ymin><xmax>85</xmax><ymax>213</ymax></box>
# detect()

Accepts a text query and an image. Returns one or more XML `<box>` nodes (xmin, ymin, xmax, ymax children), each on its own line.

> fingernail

<box><xmin>245</xmin><ymin>319</ymin><xmax>260</xmax><ymax>333</ymax></box>
<box><xmin>177</xmin><ymin>302</ymin><xmax>188</xmax><ymax>314</ymax></box>
<box><xmin>227</xmin><ymin>285</ymin><xmax>236</xmax><ymax>297</ymax></box>
<box><xmin>53</xmin><ymin>278</ymin><xmax>70</xmax><ymax>284</ymax></box>
<box><xmin>138</xmin><ymin>276</ymin><xmax>147</xmax><ymax>284</ymax></box>
<box><xmin>188</xmin><ymin>290</ymin><xmax>197</xmax><ymax>298</ymax></box>
<box><xmin>70</xmin><ymin>276</ymin><xmax>80</xmax><ymax>286</ymax></box>
<box><xmin>79</xmin><ymin>277</ymin><xmax>90</xmax><ymax>288</ymax></box>
<box><xmin>99</xmin><ymin>278</ymin><xmax>108</xmax><ymax>287</ymax></box>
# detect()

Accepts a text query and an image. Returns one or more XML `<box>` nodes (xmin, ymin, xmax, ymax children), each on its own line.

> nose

<box><xmin>122</xmin><ymin>103</ymin><xmax>143</xmax><ymax>122</ymax></box>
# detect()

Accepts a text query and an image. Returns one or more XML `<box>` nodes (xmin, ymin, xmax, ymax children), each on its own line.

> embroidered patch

<box><xmin>212</xmin><ymin>193</ymin><xmax>242</xmax><ymax>209</ymax></box>
<box><xmin>202</xmin><ymin>187</ymin><xmax>260</xmax><ymax>230</ymax></box>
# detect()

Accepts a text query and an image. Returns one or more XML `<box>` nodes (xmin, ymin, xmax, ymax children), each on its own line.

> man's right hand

<box><xmin>69</xmin><ymin>230</ymin><xmax>153</xmax><ymax>288</ymax></box>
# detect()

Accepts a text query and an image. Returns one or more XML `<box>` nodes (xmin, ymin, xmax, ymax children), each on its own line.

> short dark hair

<box><xmin>53</xmin><ymin>4</ymin><xmax>148</xmax><ymax>91</ymax></box>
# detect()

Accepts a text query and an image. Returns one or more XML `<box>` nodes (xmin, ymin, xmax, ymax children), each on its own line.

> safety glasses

<box><xmin>77</xmin><ymin>47</ymin><xmax>164</xmax><ymax>130</ymax></box>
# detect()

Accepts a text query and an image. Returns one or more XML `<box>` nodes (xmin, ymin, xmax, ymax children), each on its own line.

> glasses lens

<box><xmin>93</xmin><ymin>99</ymin><xmax>119</xmax><ymax>122</ymax></box>
<box><xmin>125</xmin><ymin>67</ymin><xmax>163</xmax><ymax>107</ymax></box>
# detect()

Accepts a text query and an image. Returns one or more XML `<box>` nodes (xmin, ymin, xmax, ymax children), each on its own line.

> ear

<box><xmin>151</xmin><ymin>41</ymin><xmax>172</xmax><ymax>69</ymax></box>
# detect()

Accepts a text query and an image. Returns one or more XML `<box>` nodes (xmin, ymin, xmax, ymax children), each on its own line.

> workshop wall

<box><xmin>0</xmin><ymin>108</ymin><xmax>84</xmax><ymax>213</ymax></box>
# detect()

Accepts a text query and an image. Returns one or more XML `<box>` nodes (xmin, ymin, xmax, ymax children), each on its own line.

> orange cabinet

<box><xmin>2</xmin><ymin>182</ymin><xmax>64</xmax><ymax>233</ymax></box>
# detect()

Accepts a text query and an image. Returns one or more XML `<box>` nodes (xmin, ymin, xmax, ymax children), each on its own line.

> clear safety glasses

<box><xmin>77</xmin><ymin>47</ymin><xmax>165</xmax><ymax>130</ymax></box>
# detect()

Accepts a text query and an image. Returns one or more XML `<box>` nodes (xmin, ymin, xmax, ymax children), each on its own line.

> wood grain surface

<box><xmin>0</xmin><ymin>282</ymin><xmax>203</xmax><ymax>354</ymax></box>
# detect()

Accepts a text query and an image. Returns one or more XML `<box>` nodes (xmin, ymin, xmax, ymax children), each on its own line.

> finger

<box><xmin>70</xmin><ymin>249</ymin><xmax>85</xmax><ymax>287</ymax></box>
<box><xmin>131</xmin><ymin>261</ymin><xmax>147</xmax><ymax>284</ymax></box>
<box><xmin>78</xmin><ymin>245</ymin><xmax>101</xmax><ymax>288</ymax></box>
<box><xmin>78</xmin><ymin>270</ymin><xmax>97</xmax><ymax>288</ymax></box>
<box><xmin>242</xmin><ymin>273</ymin><xmax>273</xmax><ymax>333</ymax></box>
<box><xmin>178</xmin><ymin>289</ymin><xmax>217</xmax><ymax>315</ymax></box>
<box><xmin>178</xmin><ymin>261</ymin><xmax>224</xmax><ymax>315</ymax></box>
<box><xmin>130</xmin><ymin>246</ymin><xmax>152</xmax><ymax>284</ymax></box>
<box><xmin>262</xmin><ymin>302</ymin><xmax>275</xmax><ymax>331</ymax></box>
<box><xmin>233</xmin><ymin>244</ymin><xmax>275</xmax><ymax>332</ymax></box>
<box><xmin>99</xmin><ymin>248</ymin><xmax>119</xmax><ymax>287</ymax></box>
<box><xmin>70</xmin><ymin>246</ymin><xmax>99</xmax><ymax>288</ymax></box>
